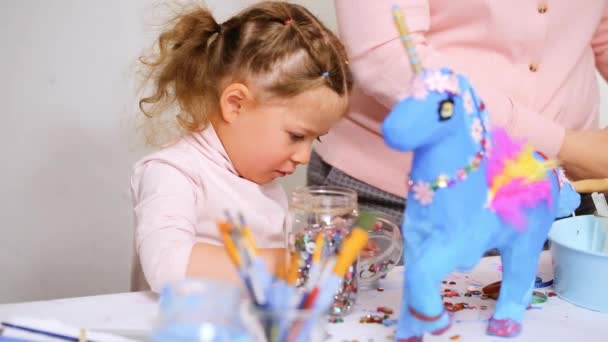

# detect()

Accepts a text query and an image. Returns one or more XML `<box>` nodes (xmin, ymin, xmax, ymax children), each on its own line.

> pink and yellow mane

<box><xmin>486</xmin><ymin>128</ymin><xmax>558</xmax><ymax>230</ymax></box>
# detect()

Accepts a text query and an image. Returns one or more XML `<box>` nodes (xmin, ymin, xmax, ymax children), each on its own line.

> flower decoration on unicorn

<box><xmin>384</xmin><ymin>6</ymin><xmax>581</xmax><ymax>342</ymax></box>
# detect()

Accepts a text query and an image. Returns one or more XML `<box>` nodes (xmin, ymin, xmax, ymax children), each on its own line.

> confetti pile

<box><xmin>358</xmin><ymin>307</ymin><xmax>398</xmax><ymax>327</ymax></box>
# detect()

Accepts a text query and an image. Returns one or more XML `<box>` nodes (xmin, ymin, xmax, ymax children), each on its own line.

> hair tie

<box><xmin>321</xmin><ymin>71</ymin><xmax>330</xmax><ymax>78</ymax></box>
<box><xmin>284</xmin><ymin>18</ymin><xmax>294</xmax><ymax>25</ymax></box>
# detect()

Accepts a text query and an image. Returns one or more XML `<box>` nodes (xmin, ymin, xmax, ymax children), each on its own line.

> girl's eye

<box><xmin>289</xmin><ymin>132</ymin><xmax>305</xmax><ymax>142</ymax></box>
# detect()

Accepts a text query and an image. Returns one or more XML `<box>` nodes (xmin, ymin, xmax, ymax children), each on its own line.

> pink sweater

<box><xmin>316</xmin><ymin>0</ymin><xmax>607</xmax><ymax>198</ymax></box>
<box><xmin>130</xmin><ymin>126</ymin><xmax>287</xmax><ymax>292</ymax></box>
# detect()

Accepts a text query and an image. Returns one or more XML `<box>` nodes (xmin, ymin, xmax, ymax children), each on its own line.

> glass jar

<box><xmin>284</xmin><ymin>186</ymin><xmax>359</xmax><ymax>317</ymax></box>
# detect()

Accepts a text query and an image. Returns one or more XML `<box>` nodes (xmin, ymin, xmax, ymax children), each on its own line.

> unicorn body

<box><xmin>382</xmin><ymin>68</ymin><xmax>580</xmax><ymax>341</ymax></box>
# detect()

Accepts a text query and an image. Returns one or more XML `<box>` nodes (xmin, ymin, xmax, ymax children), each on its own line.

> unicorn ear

<box><xmin>468</xmin><ymin>83</ymin><xmax>483</xmax><ymax>108</ymax></box>
<box><xmin>459</xmin><ymin>75</ymin><xmax>486</xmax><ymax>114</ymax></box>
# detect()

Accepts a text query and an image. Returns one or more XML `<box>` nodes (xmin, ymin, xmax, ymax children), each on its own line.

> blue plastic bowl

<box><xmin>548</xmin><ymin>215</ymin><xmax>608</xmax><ymax>312</ymax></box>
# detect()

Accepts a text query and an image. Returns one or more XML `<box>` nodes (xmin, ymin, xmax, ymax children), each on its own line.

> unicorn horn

<box><xmin>392</xmin><ymin>5</ymin><xmax>423</xmax><ymax>74</ymax></box>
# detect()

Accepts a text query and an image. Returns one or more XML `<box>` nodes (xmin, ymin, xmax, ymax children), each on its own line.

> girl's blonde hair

<box><xmin>138</xmin><ymin>1</ymin><xmax>353</xmax><ymax>146</ymax></box>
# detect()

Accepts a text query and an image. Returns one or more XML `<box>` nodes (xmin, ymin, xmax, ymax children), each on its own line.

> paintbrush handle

<box><xmin>333</xmin><ymin>228</ymin><xmax>369</xmax><ymax>277</ymax></box>
<box><xmin>572</xmin><ymin>178</ymin><xmax>608</xmax><ymax>193</ymax></box>
<box><xmin>217</xmin><ymin>222</ymin><xmax>242</xmax><ymax>267</ymax></box>
<box><xmin>312</xmin><ymin>232</ymin><xmax>325</xmax><ymax>264</ymax></box>
<box><xmin>286</xmin><ymin>251</ymin><xmax>300</xmax><ymax>285</ymax></box>
<box><xmin>241</xmin><ymin>227</ymin><xmax>259</xmax><ymax>256</ymax></box>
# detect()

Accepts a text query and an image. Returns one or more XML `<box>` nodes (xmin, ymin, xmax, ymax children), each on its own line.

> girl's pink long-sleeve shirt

<box><xmin>130</xmin><ymin>126</ymin><xmax>286</xmax><ymax>292</ymax></box>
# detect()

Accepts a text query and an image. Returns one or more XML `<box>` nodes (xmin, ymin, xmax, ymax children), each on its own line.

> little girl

<box><xmin>130</xmin><ymin>1</ymin><xmax>353</xmax><ymax>292</ymax></box>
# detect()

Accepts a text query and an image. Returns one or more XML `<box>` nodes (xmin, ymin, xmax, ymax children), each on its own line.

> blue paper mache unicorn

<box><xmin>383</xmin><ymin>7</ymin><xmax>581</xmax><ymax>341</ymax></box>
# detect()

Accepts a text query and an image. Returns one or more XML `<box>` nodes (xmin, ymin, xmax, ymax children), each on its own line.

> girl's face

<box><xmin>215</xmin><ymin>84</ymin><xmax>348</xmax><ymax>185</ymax></box>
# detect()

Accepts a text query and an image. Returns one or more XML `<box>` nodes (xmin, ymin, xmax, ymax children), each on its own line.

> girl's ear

<box><xmin>219</xmin><ymin>83</ymin><xmax>255</xmax><ymax>123</ymax></box>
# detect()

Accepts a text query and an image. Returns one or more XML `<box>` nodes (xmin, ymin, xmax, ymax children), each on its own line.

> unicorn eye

<box><xmin>438</xmin><ymin>99</ymin><xmax>454</xmax><ymax>121</ymax></box>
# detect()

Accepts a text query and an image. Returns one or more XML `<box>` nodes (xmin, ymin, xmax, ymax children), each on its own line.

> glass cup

<box><xmin>357</xmin><ymin>211</ymin><xmax>403</xmax><ymax>290</ymax></box>
<box><xmin>151</xmin><ymin>279</ymin><xmax>250</xmax><ymax>342</ymax></box>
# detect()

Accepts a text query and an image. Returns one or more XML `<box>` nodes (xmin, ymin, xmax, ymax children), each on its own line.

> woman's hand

<box><xmin>558</xmin><ymin>128</ymin><xmax>608</xmax><ymax>180</ymax></box>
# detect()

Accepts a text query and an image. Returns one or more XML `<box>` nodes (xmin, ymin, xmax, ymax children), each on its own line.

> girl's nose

<box><xmin>291</xmin><ymin>144</ymin><xmax>311</xmax><ymax>165</ymax></box>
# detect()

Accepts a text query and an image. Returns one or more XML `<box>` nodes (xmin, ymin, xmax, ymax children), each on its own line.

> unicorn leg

<box><xmin>401</xmin><ymin>234</ymin><xmax>471</xmax><ymax>336</ymax></box>
<box><xmin>395</xmin><ymin>291</ymin><xmax>424</xmax><ymax>341</ymax></box>
<box><xmin>403</xmin><ymin>210</ymin><xmax>500</xmax><ymax>338</ymax></box>
<box><xmin>394</xmin><ymin>289</ymin><xmax>448</xmax><ymax>341</ymax></box>
<box><xmin>395</xmin><ymin>229</ymin><xmax>426</xmax><ymax>341</ymax></box>
<box><xmin>487</xmin><ymin>245</ymin><xmax>537</xmax><ymax>337</ymax></box>
<box><xmin>488</xmin><ymin>217</ymin><xmax>552</xmax><ymax>337</ymax></box>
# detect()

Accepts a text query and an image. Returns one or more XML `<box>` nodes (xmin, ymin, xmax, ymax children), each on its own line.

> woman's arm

<box><xmin>558</xmin><ymin>129</ymin><xmax>608</xmax><ymax>180</ymax></box>
<box><xmin>335</xmin><ymin>0</ymin><xmax>570</xmax><ymax>157</ymax></box>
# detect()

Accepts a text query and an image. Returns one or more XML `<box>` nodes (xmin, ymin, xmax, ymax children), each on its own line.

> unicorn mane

<box><xmin>486</xmin><ymin>128</ymin><xmax>556</xmax><ymax>230</ymax></box>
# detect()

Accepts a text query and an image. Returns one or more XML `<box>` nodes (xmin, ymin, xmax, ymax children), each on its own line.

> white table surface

<box><xmin>0</xmin><ymin>252</ymin><xmax>606</xmax><ymax>341</ymax></box>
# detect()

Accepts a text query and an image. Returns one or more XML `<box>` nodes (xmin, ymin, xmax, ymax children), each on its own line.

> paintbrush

<box><xmin>572</xmin><ymin>178</ymin><xmax>608</xmax><ymax>193</ymax></box>
<box><xmin>217</xmin><ymin>220</ymin><xmax>268</xmax><ymax>306</ymax></box>
<box><xmin>304</xmin><ymin>232</ymin><xmax>325</xmax><ymax>292</ymax></box>
<box><xmin>288</xmin><ymin>228</ymin><xmax>369</xmax><ymax>342</ymax></box>
<box><xmin>309</xmin><ymin>228</ymin><xmax>369</xmax><ymax>310</ymax></box>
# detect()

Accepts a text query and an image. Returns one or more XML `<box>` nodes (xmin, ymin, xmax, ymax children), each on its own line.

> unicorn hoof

<box><xmin>430</xmin><ymin>312</ymin><xmax>453</xmax><ymax>336</ymax></box>
<box><xmin>486</xmin><ymin>317</ymin><xmax>522</xmax><ymax>337</ymax></box>
<box><xmin>396</xmin><ymin>337</ymin><xmax>423</xmax><ymax>342</ymax></box>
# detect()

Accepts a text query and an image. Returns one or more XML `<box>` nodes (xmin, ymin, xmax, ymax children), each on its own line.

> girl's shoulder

<box><xmin>131</xmin><ymin>139</ymin><xmax>201</xmax><ymax>185</ymax></box>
